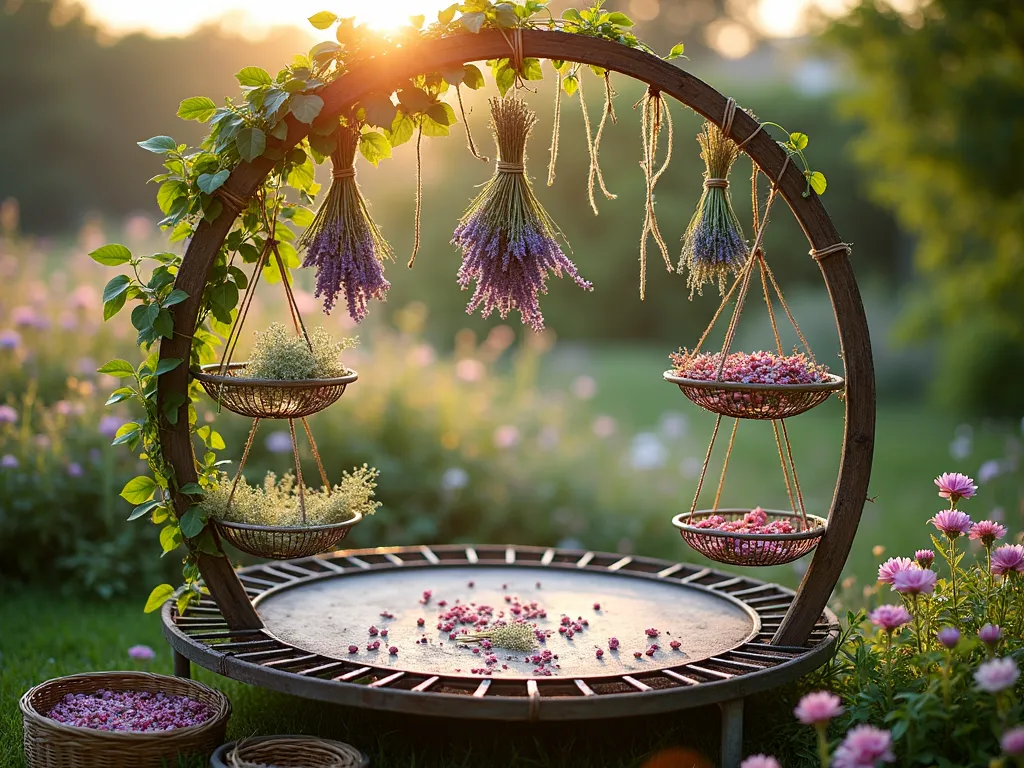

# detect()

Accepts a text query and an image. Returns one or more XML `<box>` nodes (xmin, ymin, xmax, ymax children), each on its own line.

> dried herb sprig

<box><xmin>452</xmin><ymin>97</ymin><xmax>592</xmax><ymax>332</ymax></box>
<box><xmin>299</xmin><ymin>122</ymin><xmax>392</xmax><ymax>322</ymax></box>
<box><xmin>678</xmin><ymin>121</ymin><xmax>749</xmax><ymax>297</ymax></box>
<box><xmin>456</xmin><ymin>622</ymin><xmax>538</xmax><ymax>652</ymax></box>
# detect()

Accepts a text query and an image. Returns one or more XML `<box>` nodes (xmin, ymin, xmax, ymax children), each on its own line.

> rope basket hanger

<box><xmin>192</xmin><ymin>190</ymin><xmax>363</xmax><ymax>560</ymax></box>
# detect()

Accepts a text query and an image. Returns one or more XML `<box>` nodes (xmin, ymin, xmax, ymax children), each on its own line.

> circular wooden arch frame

<box><xmin>156</xmin><ymin>29</ymin><xmax>875</xmax><ymax>647</ymax></box>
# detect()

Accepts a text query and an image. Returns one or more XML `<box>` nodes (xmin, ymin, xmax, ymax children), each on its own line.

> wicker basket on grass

<box><xmin>20</xmin><ymin>671</ymin><xmax>230</xmax><ymax>768</ymax></box>
<box><xmin>210</xmin><ymin>735</ymin><xmax>369</xmax><ymax>768</ymax></box>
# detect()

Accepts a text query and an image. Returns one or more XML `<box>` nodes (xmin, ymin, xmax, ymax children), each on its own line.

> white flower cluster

<box><xmin>245</xmin><ymin>322</ymin><xmax>356</xmax><ymax>380</ymax></box>
<box><xmin>203</xmin><ymin>465</ymin><xmax>380</xmax><ymax>527</ymax></box>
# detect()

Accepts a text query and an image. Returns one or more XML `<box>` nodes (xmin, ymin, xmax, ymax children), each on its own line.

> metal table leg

<box><xmin>719</xmin><ymin>698</ymin><xmax>744</xmax><ymax>768</ymax></box>
<box><xmin>173</xmin><ymin>648</ymin><xmax>191</xmax><ymax>679</ymax></box>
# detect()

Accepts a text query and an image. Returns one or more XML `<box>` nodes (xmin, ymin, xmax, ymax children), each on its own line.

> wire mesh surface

<box><xmin>672</xmin><ymin>510</ymin><xmax>826</xmax><ymax>567</ymax></box>
<box><xmin>215</xmin><ymin>516</ymin><xmax>361</xmax><ymax>560</ymax></box>
<box><xmin>192</xmin><ymin>364</ymin><xmax>357</xmax><ymax>420</ymax></box>
<box><xmin>664</xmin><ymin>372</ymin><xmax>844</xmax><ymax>420</ymax></box>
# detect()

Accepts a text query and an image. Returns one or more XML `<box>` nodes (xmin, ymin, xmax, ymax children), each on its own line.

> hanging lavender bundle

<box><xmin>452</xmin><ymin>97</ymin><xmax>592</xmax><ymax>332</ymax></box>
<box><xmin>677</xmin><ymin>121</ymin><xmax>749</xmax><ymax>297</ymax></box>
<box><xmin>299</xmin><ymin>123</ymin><xmax>392</xmax><ymax>322</ymax></box>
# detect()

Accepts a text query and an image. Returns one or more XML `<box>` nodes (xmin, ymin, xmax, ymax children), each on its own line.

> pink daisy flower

<box><xmin>974</xmin><ymin>657</ymin><xmax>1019</xmax><ymax>693</ymax></box>
<box><xmin>877</xmin><ymin>557</ymin><xmax>916</xmax><ymax>588</ymax></box>
<box><xmin>991</xmin><ymin>544</ymin><xmax>1024</xmax><ymax>576</ymax></box>
<box><xmin>914</xmin><ymin>549</ymin><xmax>934</xmax><ymax>568</ymax></box>
<box><xmin>740</xmin><ymin>756</ymin><xmax>781</xmax><ymax>768</ymax></box>
<box><xmin>893</xmin><ymin>568</ymin><xmax>938</xmax><ymax>596</ymax></box>
<box><xmin>793</xmin><ymin>690</ymin><xmax>844</xmax><ymax>725</ymax></box>
<box><xmin>833</xmin><ymin>725</ymin><xmax>895</xmax><ymax>768</ymax></box>
<box><xmin>934</xmin><ymin>472</ymin><xmax>977</xmax><ymax>504</ymax></box>
<box><xmin>868</xmin><ymin>604</ymin><xmax>911</xmax><ymax>633</ymax></box>
<box><xmin>928</xmin><ymin>509</ymin><xmax>972</xmax><ymax>539</ymax></box>
<box><xmin>1001</xmin><ymin>726</ymin><xmax>1024</xmax><ymax>756</ymax></box>
<box><xmin>127</xmin><ymin>645</ymin><xmax>155</xmax><ymax>661</ymax></box>
<box><xmin>969</xmin><ymin>520</ymin><xmax>1007</xmax><ymax>546</ymax></box>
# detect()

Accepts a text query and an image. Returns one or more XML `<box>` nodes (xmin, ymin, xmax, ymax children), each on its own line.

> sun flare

<box><xmin>78</xmin><ymin>0</ymin><xmax>442</xmax><ymax>38</ymax></box>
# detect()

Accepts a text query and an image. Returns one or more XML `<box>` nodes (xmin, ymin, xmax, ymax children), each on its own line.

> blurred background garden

<box><xmin>0</xmin><ymin>0</ymin><xmax>1022</xmax><ymax>613</ymax></box>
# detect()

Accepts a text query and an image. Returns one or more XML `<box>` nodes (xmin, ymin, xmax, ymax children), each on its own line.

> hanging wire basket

<box><xmin>671</xmin><ymin>509</ymin><xmax>826</xmax><ymax>567</ymax></box>
<box><xmin>663</xmin><ymin>371</ymin><xmax>845</xmax><ymax>420</ymax></box>
<box><xmin>214</xmin><ymin>514</ymin><xmax>362</xmax><ymax>560</ymax></box>
<box><xmin>191</xmin><ymin>363</ymin><xmax>358</xmax><ymax>420</ymax></box>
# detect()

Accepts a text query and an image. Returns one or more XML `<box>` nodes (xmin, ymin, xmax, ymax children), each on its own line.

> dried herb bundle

<box><xmin>452</xmin><ymin>97</ymin><xmax>592</xmax><ymax>332</ymax></box>
<box><xmin>299</xmin><ymin>123</ymin><xmax>392</xmax><ymax>322</ymax></box>
<box><xmin>678</xmin><ymin>121</ymin><xmax>749</xmax><ymax>297</ymax></box>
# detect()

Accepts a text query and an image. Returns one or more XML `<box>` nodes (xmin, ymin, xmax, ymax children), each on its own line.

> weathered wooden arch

<box><xmin>157</xmin><ymin>28</ymin><xmax>875</xmax><ymax>646</ymax></box>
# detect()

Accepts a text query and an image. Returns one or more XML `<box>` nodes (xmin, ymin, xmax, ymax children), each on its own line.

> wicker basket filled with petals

<box><xmin>665</xmin><ymin>350</ymin><xmax>844</xmax><ymax>421</ymax></box>
<box><xmin>672</xmin><ymin>508</ymin><xmax>826</xmax><ymax>567</ymax></box>
<box><xmin>20</xmin><ymin>671</ymin><xmax>230</xmax><ymax>768</ymax></box>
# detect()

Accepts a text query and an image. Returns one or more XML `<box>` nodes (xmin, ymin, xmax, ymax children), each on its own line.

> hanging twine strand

<box><xmin>580</xmin><ymin>73</ymin><xmax>618</xmax><ymax>215</ymax></box>
<box><xmin>547</xmin><ymin>71</ymin><xmax>563</xmax><ymax>186</ymax></box>
<box><xmin>637</xmin><ymin>88</ymin><xmax>673</xmax><ymax>300</ymax></box>
<box><xmin>456</xmin><ymin>85</ymin><xmax>489</xmax><ymax>163</ymax></box>
<box><xmin>408</xmin><ymin>123</ymin><xmax>424</xmax><ymax>267</ymax></box>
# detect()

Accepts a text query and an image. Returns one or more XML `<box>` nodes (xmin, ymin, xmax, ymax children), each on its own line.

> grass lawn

<box><xmin>0</xmin><ymin>587</ymin><xmax>820</xmax><ymax>768</ymax></box>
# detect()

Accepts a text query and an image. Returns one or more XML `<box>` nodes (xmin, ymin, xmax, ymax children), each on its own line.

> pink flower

<box><xmin>974</xmin><ymin>657</ymin><xmax>1019</xmax><ymax>693</ymax></box>
<box><xmin>914</xmin><ymin>549</ymin><xmax>934</xmax><ymax>568</ymax></box>
<box><xmin>937</xmin><ymin>627</ymin><xmax>960</xmax><ymax>649</ymax></box>
<box><xmin>388</xmin><ymin>646</ymin><xmax>398</xmax><ymax>656</ymax></box>
<box><xmin>347</xmin><ymin>645</ymin><xmax>358</xmax><ymax>654</ymax></box>
<box><xmin>741</xmin><ymin>756</ymin><xmax>781</xmax><ymax>768</ymax></box>
<box><xmin>928</xmin><ymin>509</ymin><xmax>972</xmax><ymax>539</ymax></box>
<box><xmin>934</xmin><ymin>472</ymin><xmax>977</xmax><ymax>504</ymax></box>
<box><xmin>969</xmin><ymin>520</ymin><xmax>1007</xmax><ymax>546</ymax></box>
<box><xmin>127</xmin><ymin>645</ymin><xmax>155</xmax><ymax>661</ymax></box>
<box><xmin>868</xmin><ymin>604</ymin><xmax>911</xmax><ymax>633</ymax></box>
<box><xmin>833</xmin><ymin>725</ymin><xmax>895</xmax><ymax>768</ymax></box>
<box><xmin>979</xmin><ymin>624</ymin><xmax>1003</xmax><ymax>647</ymax></box>
<box><xmin>1001</xmin><ymin>726</ymin><xmax>1024</xmax><ymax>756</ymax></box>
<box><xmin>877</xmin><ymin>557</ymin><xmax>916</xmax><ymax>587</ymax></box>
<box><xmin>893</xmin><ymin>568</ymin><xmax>938</xmax><ymax>596</ymax></box>
<box><xmin>991</xmin><ymin>544</ymin><xmax>1024</xmax><ymax>576</ymax></box>
<box><xmin>793</xmin><ymin>691</ymin><xmax>844</xmax><ymax>725</ymax></box>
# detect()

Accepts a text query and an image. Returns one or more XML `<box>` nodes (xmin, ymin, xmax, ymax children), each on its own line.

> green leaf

<box><xmin>427</xmin><ymin>103</ymin><xmax>456</xmax><ymax>127</ymax></box>
<box><xmin>562</xmin><ymin>8</ymin><xmax>582</xmax><ymax>22</ymax></box>
<box><xmin>438</xmin><ymin>3</ymin><xmax>458</xmax><ymax>24</ymax></box>
<box><xmin>789</xmin><ymin>132</ymin><xmax>809</xmax><ymax>151</ymax></box>
<box><xmin>153</xmin><ymin>357</ymin><xmax>183</xmax><ymax>376</ymax></box>
<box><xmin>563</xmin><ymin>74</ymin><xmax>579</xmax><ymax>97</ymax></box>
<box><xmin>409</xmin><ymin>14</ymin><xmax>425</xmax><ymax>28</ymax></box>
<box><xmin>607</xmin><ymin>12</ymin><xmax>634</xmax><ymax>26</ymax></box>
<box><xmin>282</xmin><ymin>207</ymin><xmax>315</xmax><ymax>229</ymax></box>
<box><xmin>264</xmin><ymin>88</ymin><xmax>290</xmax><ymax>115</ymax></box>
<box><xmin>137</xmin><ymin>136</ymin><xmax>177</xmax><ymax>154</ymax></box>
<box><xmin>177</xmin><ymin>96</ymin><xmax>217</xmax><ymax>122</ymax></box>
<box><xmin>236</xmin><ymin>66</ymin><xmax>272</xmax><ymax>87</ymax></box>
<box><xmin>162</xmin><ymin>392</ymin><xmax>188</xmax><ymax>425</ymax></box>
<box><xmin>307</xmin><ymin>11</ymin><xmax>338</xmax><ymax>29</ymax></box>
<box><xmin>358</xmin><ymin>131</ymin><xmax>392</xmax><ymax>166</ymax></box>
<box><xmin>521</xmin><ymin>58</ymin><xmax>543</xmax><ymax>81</ymax></box>
<box><xmin>397</xmin><ymin>88</ymin><xmax>433</xmax><ymax>114</ymax></box>
<box><xmin>235</xmin><ymin>127</ymin><xmax>267</xmax><ymax>163</ymax></box>
<box><xmin>180</xmin><ymin>482</ymin><xmax>204</xmax><ymax>496</ymax></box>
<box><xmin>289</xmin><ymin>94</ymin><xmax>324</xmax><ymax>124</ymax></box>
<box><xmin>128</xmin><ymin>500</ymin><xmax>163</xmax><ymax>521</ymax></box>
<box><xmin>112</xmin><ymin>422</ymin><xmax>141</xmax><ymax>446</ymax></box>
<box><xmin>196</xmin><ymin>425</ymin><xmax>227</xmax><ymax>450</ymax></box>
<box><xmin>494</xmin><ymin>62</ymin><xmax>516</xmax><ymax>97</ymax></box>
<box><xmin>103</xmin><ymin>292</ymin><xmax>127</xmax><ymax>321</ymax></box>
<box><xmin>308</xmin><ymin>130</ymin><xmax>338</xmax><ymax>156</ymax></box>
<box><xmin>197</xmin><ymin>170</ymin><xmax>230</xmax><ymax>194</ymax></box>
<box><xmin>121</xmin><ymin>475</ymin><xmax>157</xmax><ymax>505</ymax></box>
<box><xmin>156</xmin><ymin>180</ymin><xmax>188</xmax><ymax>215</ymax></box>
<box><xmin>387</xmin><ymin>112</ymin><xmax>416</xmax><ymax>147</ymax></box>
<box><xmin>144</xmin><ymin>583</ymin><xmax>175</xmax><ymax>613</ymax></box>
<box><xmin>131</xmin><ymin>302</ymin><xmax>160</xmax><ymax>333</ymax></box>
<box><xmin>269</xmin><ymin>120</ymin><xmax>289</xmax><ymax>141</ymax></box>
<box><xmin>463</xmin><ymin>64</ymin><xmax>485</xmax><ymax>90</ymax></box>
<box><xmin>460</xmin><ymin>11</ymin><xmax>485</xmax><ymax>33</ymax></box>
<box><xmin>361</xmin><ymin>93</ymin><xmax>399</xmax><ymax>130</ymax></box>
<box><xmin>159</xmin><ymin>525</ymin><xmax>183</xmax><ymax>554</ymax></box>
<box><xmin>102</xmin><ymin>274</ymin><xmax>131</xmax><ymax>303</ymax></box>
<box><xmin>162</xmin><ymin>289</ymin><xmax>189</xmax><ymax>308</ymax></box>
<box><xmin>89</xmin><ymin>243</ymin><xmax>132</xmax><ymax>267</ymax></box>
<box><xmin>493</xmin><ymin>3</ymin><xmax>517</xmax><ymax>27</ymax></box>
<box><xmin>178</xmin><ymin>507</ymin><xmax>207</xmax><ymax>538</ymax></box>
<box><xmin>808</xmin><ymin>171</ymin><xmax>827</xmax><ymax>195</ymax></box>
<box><xmin>105</xmin><ymin>387</ymin><xmax>135</xmax><ymax>405</ymax></box>
<box><xmin>310</xmin><ymin>41</ymin><xmax>341</xmax><ymax>67</ymax></box>
<box><xmin>97</xmin><ymin>359</ymin><xmax>136</xmax><ymax>378</ymax></box>
<box><xmin>667</xmin><ymin>42</ymin><xmax>685</xmax><ymax>59</ymax></box>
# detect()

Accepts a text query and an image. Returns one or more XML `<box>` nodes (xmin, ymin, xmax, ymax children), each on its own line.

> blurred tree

<box><xmin>827</xmin><ymin>0</ymin><xmax>1024</xmax><ymax>415</ymax></box>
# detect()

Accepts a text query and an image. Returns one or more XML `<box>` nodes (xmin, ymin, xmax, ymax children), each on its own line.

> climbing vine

<box><xmin>93</xmin><ymin>0</ymin><xmax>827</xmax><ymax>614</ymax></box>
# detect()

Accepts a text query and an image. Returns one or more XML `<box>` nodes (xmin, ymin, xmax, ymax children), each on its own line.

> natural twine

<box><xmin>810</xmin><ymin>242</ymin><xmax>852</xmax><ymax>261</ymax></box>
<box><xmin>216</xmin><ymin>187</ymin><xmax>250</xmax><ymax>215</ymax></box>
<box><xmin>496</xmin><ymin>162</ymin><xmax>525</xmax><ymax>174</ymax></box>
<box><xmin>331</xmin><ymin>167</ymin><xmax>356</xmax><ymax>180</ymax></box>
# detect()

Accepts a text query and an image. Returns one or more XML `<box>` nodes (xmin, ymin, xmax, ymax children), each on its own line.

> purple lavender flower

<box><xmin>1</xmin><ymin>454</ymin><xmax>18</xmax><ymax>469</ymax></box>
<box><xmin>67</xmin><ymin>462</ymin><xmax>84</xmax><ymax>478</ymax></box>
<box><xmin>452</xmin><ymin>98</ymin><xmax>591</xmax><ymax>332</ymax></box>
<box><xmin>0</xmin><ymin>329</ymin><xmax>20</xmax><ymax>350</ymax></box>
<box><xmin>299</xmin><ymin>125</ymin><xmax>392</xmax><ymax>323</ymax></box>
